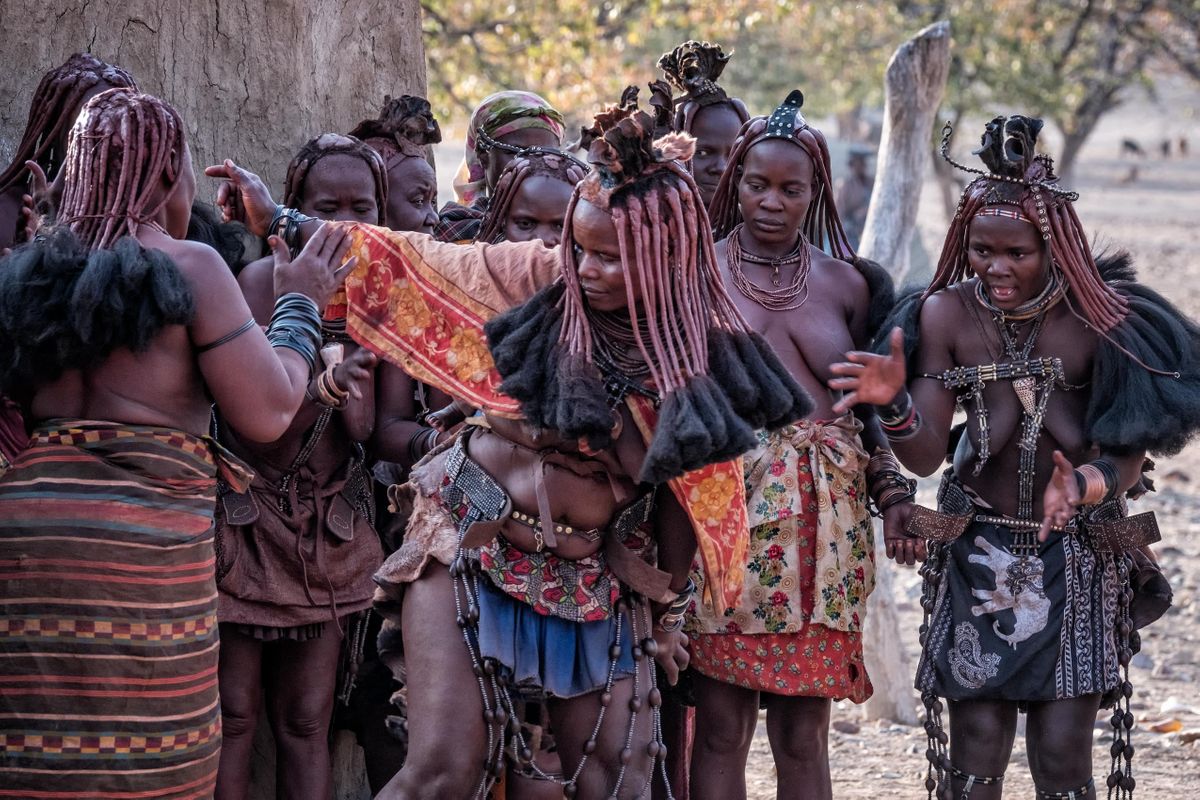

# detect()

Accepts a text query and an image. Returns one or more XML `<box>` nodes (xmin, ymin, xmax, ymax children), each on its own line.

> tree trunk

<box><xmin>857</xmin><ymin>21</ymin><xmax>952</xmax><ymax>727</ymax></box>
<box><xmin>0</xmin><ymin>0</ymin><xmax>427</xmax><ymax>194</ymax></box>
<box><xmin>858</xmin><ymin>20</ymin><xmax>952</xmax><ymax>285</ymax></box>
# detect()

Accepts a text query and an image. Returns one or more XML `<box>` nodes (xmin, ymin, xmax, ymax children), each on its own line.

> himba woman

<box><xmin>209</xmin><ymin>102</ymin><xmax>812</xmax><ymax>800</ymax></box>
<box><xmin>347</xmin><ymin>96</ymin><xmax>450</xmax><ymax>792</ymax></box>
<box><xmin>349</xmin><ymin>94</ymin><xmax>441</xmax><ymax>234</ymax></box>
<box><xmin>686</xmin><ymin>90</ymin><xmax>904</xmax><ymax>800</ymax></box>
<box><xmin>435</xmin><ymin>89</ymin><xmax>566</xmax><ymax>243</ymax></box>
<box><xmin>830</xmin><ymin>116</ymin><xmax>1200</xmax><ymax>800</ymax></box>
<box><xmin>476</xmin><ymin>147</ymin><xmax>589</xmax><ymax>247</ymax></box>
<box><xmin>0</xmin><ymin>53</ymin><xmax>138</xmax><ymax>467</ymax></box>
<box><xmin>212</xmin><ymin>133</ymin><xmax>386</xmax><ymax>800</ymax></box>
<box><xmin>0</xmin><ymin>87</ymin><xmax>355</xmax><ymax>798</ymax></box>
<box><xmin>658</xmin><ymin>40</ymin><xmax>750</xmax><ymax>211</ymax></box>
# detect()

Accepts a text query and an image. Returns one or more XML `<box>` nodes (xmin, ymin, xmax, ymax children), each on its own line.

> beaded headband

<box><xmin>973</xmin><ymin>206</ymin><xmax>1034</xmax><ymax>224</ymax></box>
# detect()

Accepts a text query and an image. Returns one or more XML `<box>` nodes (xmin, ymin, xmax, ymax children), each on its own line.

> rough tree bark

<box><xmin>0</xmin><ymin>3</ymin><xmax>425</xmax><ymax>797</ymax></box>
<box><xmin>858</xmin><ymin>20</ymin><xmax>951</xmax><ymax>286</ymax></box>
<box><xmin>0</xmin><ymin>0</ymin><xmax>426</xmax><ymax>195</ymax></box>
<box><xmin>857</xmin><ymin>21</ymin><xmax>951</xmax><ymax>727</ymax></box>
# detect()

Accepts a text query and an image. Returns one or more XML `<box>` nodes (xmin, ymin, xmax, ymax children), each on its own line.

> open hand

<box><xmin>333</xmin><ymin>348</ymin><xmax>378</xmax><ymax>402</ymax></box>
<box><xmin>270</xmin><ymin>225</ymin><xmax>353</xmax><ymax>309</ymax></box>
<box><xmin>205</xmin><ymin>159</ymin><xmax>276</xmax><ymax>235</ymax></box>
<box><xmin>1039</xmin><ymin>450</ymin><xmax>1081</xmax><ymax>541</ymax></box>
<box><xmin>830</xmin><ymin>327</ymin><xmax>908</xmax><ymax>414</ymax></box>
<box><xmin>652</xmin><ymin>628</ymin><xmax>690</xmax><ymax>686</ymax></box>
<box><xmin>883</xmin><ymin>501</ymin><xmax>925</xmax><ymax>565</ymax></box>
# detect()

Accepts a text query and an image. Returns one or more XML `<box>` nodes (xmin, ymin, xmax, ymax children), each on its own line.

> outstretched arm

<box><xmin>1040</xmin><ymin>449</ymin><xmax>1147</xmax><ymax>541</ymax></box>
<box><xmin>830</xmin><ymin>293</ymin><xmax>959</xmax><ymax>476</ymax></box>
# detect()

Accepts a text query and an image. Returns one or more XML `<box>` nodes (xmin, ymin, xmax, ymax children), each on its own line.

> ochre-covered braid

<box><xmin>0</xmin><ymin>53</ymin><xmax>137</xmax><ymax>193</ymax></box>
<box><xmin>57</xmin><ymin>88</ymin><xmax>183</xmax><ymax>250</ymax></box>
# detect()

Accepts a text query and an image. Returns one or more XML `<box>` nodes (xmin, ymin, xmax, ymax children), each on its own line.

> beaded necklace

<box><xmin>726</xmin><ymin>224</ymin><xmax>812</xmax><ymax>311</ymax></box>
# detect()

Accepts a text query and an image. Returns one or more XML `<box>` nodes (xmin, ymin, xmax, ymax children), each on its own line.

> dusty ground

<box><xmin>745</xmin><ymin>83</ymin><xmax>1200</xmax><ymax>798</ymax></box>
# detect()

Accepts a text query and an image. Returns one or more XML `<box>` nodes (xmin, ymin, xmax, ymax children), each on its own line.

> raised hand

<box><xmin>332</xmin><ymin>348</ymin><xmax>378</xmax><ymax>402</ymax></box>
<box><xmin>204</xmin><ymin>159</ymin><xmax>275</xmax><ymax>236</ymax></box>
<box><xmin>1040</xmin><ymin>450</ymin><xmax>1081</xmax><ymax>542</ymax></box>
<box><xmin>830</xmin><ymin>327</ymin><xmax>908</xmax><ymax>414</ymax></box>
<box><xmin>269</xmin><ymin>225</ymin><xmax>353</xmax><ymax>309</ymax></box>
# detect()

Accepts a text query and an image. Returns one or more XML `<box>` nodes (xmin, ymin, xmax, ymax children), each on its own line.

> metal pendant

<box><xmin>1011</xmin><ymin>376</ymin><xmax>1037</xmax><ymax>417</ymax></box>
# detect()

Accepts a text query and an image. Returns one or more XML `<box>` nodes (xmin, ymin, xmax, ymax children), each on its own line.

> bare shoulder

<box><xmin>918</xmin><ymin>283</ymin><xmax>969</xmax><ymax>330</ymax></box>
<box><xmin>236</xmin><ymin>255</ymin><xmax>273</xmax><ymax>295</ymax></box>
<box><xmin>812</xmin><ymin>249</ymin><xmax>868</xmax><ymax>309</ymax></box>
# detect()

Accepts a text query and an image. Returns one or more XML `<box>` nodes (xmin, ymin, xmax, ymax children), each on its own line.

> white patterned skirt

<box><xmin>916</xmin><ymin>518</ymin><xmax>1122</xmax><ymax>703</ymax></box>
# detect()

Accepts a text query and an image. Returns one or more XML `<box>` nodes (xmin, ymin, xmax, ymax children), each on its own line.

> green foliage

<box><xmin>420</xmin><ymin>0</ymin><xmax>1198</xmax><ymax>174</ymax></box>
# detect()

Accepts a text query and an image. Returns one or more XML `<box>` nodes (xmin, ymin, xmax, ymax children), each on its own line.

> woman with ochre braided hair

<box><xmin>0</xmin><ymin>54</ymin><xmax>140</xmax><ymax>468</ymax></box>
<box><xmin>686</xmin><ymin>90</ymin><xmax>904</xmax><ymax>800</ymax></box>
<box><xmin>476</xmin><ymin>147</ymin><xmax>588</xmax><ymax>248</ymax></box>
<box><xmin>212</xmin><ymin>133</ymin><xmax>384</xmax><ymax>800</ymax></box>
<box><xmin>658</xmin><ymin>40</ymin><xmax>750</xmax><ymax>211</ymax></box>
<box><xmin>830</xmin><ymin>116</ymin><xmax>1199</xmax><ymax>800</ymax></box>
<box><xmin>0</xmin><ymin>87</ymin><xmax>354</xmax><ymax>799</ymax></box>
<box><xmin>207</xmin><ymin>102</ymin><xmax>812</xmax><ymax>800</ymax></box>
<box><xmin>435</xmin><ymin>90</ymin><xmax>566</xmax><ymax>243</ymax></box>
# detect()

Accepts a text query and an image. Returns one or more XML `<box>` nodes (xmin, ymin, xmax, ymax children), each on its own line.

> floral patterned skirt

<box><xmin>689</xmin><ymin>627</ymin><xmax>871</xmax><ymax>701</ymax></box>
<box><xmin>687</xmin><ymin>425</ymin><xmax>874</xmax><ymax>701</ymax></box>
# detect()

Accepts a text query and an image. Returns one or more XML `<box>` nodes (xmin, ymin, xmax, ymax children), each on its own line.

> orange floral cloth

<box><xmin>338</xmin><ymin>223</ymin><xmax>749</xmax><ymax>612</ymax></box>
<box><xmin>626</xmin><ymin>396</ymin><xmax>748</xmax><ymax>615</ymax></box>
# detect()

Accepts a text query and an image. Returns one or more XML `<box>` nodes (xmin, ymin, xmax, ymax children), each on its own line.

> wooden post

<box><xmin>858</xmin><ymin>20</ymin><xmax>952</xmax><ymax>285</ymax></box>
<box><xmin>857</xmin><ymin>21</ymin><xmax>951</xmax><ymax>726</ymax></box>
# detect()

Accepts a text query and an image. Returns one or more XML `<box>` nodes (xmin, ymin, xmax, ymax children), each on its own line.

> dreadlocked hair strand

<box><xmin>57</xmin><ymin>88</ymin><xmax>183</xmax><ymax>250</ymax></box>
<box><xmin>0</xmin><ymin>53</ymin><xmax>137</xmax><ymax>194</ymax></box>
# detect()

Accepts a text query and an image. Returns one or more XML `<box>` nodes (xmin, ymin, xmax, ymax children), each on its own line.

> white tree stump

<box><xmin>859</xmin><ymin>20</ymin><xmax>952</xmax><ymax>285</ymax></box>
<box><xmin>858</xmin><ymin>21</ymin><xmax>952</xmax><ymax>726</ymax></box>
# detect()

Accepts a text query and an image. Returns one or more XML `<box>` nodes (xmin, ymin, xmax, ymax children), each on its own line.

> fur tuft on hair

<box><xmin>0</xmin><ymin>227</ymin><xmax>194</xmax><ymax>394</ymax></box>
<box><xmin>869</xmin><ymin>285</ymin><xmax>924</xmax><ymax>375</ymax></box>
<box><xmin>654</xmin><ymin>132</ymin><xmax>696</xmax><ymax>164</ymax></box>
<box><xmin>852</xmin><ymin>256</ymin><xmax>897</xmax><ymax>340</ymax></box>
<box><xmin>1095</xmin><ymin>250</ymin><xmax>1136</xmax><ymax>284</ymax></box>
<box><xmin>1087</xmin><ymin>279</ymin><xmax>1200</xmax><ymax>457</ymax></box>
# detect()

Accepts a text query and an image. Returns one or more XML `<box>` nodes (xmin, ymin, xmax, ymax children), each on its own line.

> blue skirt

<box><xmin>476</xmin><ymin>578</ymin><xmax>635</xmax><ymax>698</ymax></box>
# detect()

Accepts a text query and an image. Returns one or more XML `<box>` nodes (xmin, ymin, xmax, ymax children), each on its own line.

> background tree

<box><xmin>421</xmin><ymin>0</ymin><xmax>1198</xmax><ymax>194</ymax></box>
<box><xmin>0</xmin><ymin>0</ymin><xmax>426</xmax><ymax>194</ymax></box>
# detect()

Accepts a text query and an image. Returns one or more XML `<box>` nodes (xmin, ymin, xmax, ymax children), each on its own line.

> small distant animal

<box><xmin>1119</xmin><ymin>165</ymin><xmax>1140</xmax><ymax>185</ymax></box>
<box><xmin>1120</xmin><ymin>138</ymin><xmax>1147</xmax><ymax>158</ymax></box>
